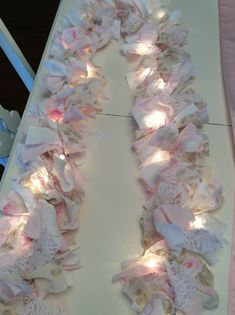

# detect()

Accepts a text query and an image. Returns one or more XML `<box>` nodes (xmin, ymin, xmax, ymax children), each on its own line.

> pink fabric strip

<box><xmin>218</xmin><ymin>1</ymin><xmax>235</xmax><ymax>314</ymax></box>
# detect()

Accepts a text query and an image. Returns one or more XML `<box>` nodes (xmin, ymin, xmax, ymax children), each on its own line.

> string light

<box><xmin>146</xmin><ymin>258</ymin><xmax>158</xmax><ymax>268</ymax></box>
<box><xmin>87</xmin><ymin>64</ymin><xmax>96</xmax><ymax>78</ymax></box>
<box><xmin>142</xmin><ymin>68</ymin><xmax>152</xmax><ymax>77</ymax></box>
<box><xmin>139</xmin><ymin>68</ymin><xmax>153</xmax><ymax>81</ymax></box>
<box><xmin>143</xmin><ymin>150</ymin><xmax>170</xmax><ymax>166</ymax></box>
<box><xmin>28</xmin><ymin>167</ymin><xmax>49</xmax><ymax>194</ymax></box>
<box><xmin>134</xmin><ymin>42</ymin><xmax>156</xmax><ymax>55</ymax></box>
<box><xmin>155</xmin><ymin>78</ymin><xmax>166</xmax><ymax>90</ymax></box>
<box><xmin>30</xmin><ymin>176</ymin><xmax>43</xmax><ymax>193</ymax></box>
<box><xmin>79</xmin><ymin>63</ymin><xmax>96</xmax><ymax>79</ymax></box>
<box><xmin>153</xmin><ymin>8</ymin><xmax>168</xmax><ymax>24</ymax></box>
<box><xmin>190</xmin><ymin>216</ymin><xmax>205</xmax><ymax>229</ymax></box>
<box><xmin>143</xmin><ymin>110</ymin><xmax>166</xmax><ymax>129</ymax></box>
<box><xmin>144</xmin><ymin>255</ymin><xmax>160</xmax><ymax>268</ymax></box>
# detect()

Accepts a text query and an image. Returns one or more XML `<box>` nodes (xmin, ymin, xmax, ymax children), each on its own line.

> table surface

<box><xmin>0</xmin><ymin>1</ymin><xmax>234</xmax><ymax>314</ymax></box>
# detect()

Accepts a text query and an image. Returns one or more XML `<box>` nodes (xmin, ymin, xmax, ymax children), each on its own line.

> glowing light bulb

<box><xmin>153</xmin><ymin>8</ymin><xmax>168</xmax><ymax>23</ymax></box>
<box><xmin>87</xmin><ymin>64</ymin><xmax>96</xmax><ymax>78</ymax></box>
<box><xmin>40</xmin><ymin>167</ymin><xmax>49</xmax><ymax>184</ymax></box>
<box><xmin>146</xmin><ymin>258</ymin><xmax>157</xmax><ymax>268</ymax></box>
<box><xmin>190</xmin><ymin>216</ymin><xmax>204</xmax><ymax>229</ymax></box>
<box><xmin>142</xmin><ymin>68</ymin><xmax>152</xmax><ymax>77</ymax></box>
<box><xmin>156</xmin><ymin>79</ymin><xmax>166</xmax><ymax>90</ymax></box>
<box><xmin>30</xmin><ymin>175</ymin><xmax>43</xmax><ymax>192</ymax></box>
<box><xmin>141</xmin><ymin>150</ymin><xmax>170</xmax><ymax>167</ymax></box>
<box><xmin>150</xmin><ymin>150</ymin><xmax>170</xmax><ymax>164</ymax></box>
<box><xmin>145</xmin><ymin>255</ymin><xmax>159</xmax><ymax>268</ymax></box>
<box><xmin>59</xmin><ymin>154</ymin><xmax>65</xmax><ymax>160</ymax></box>
<box><xmin>29</xmin><ymin>167</ymin><xmax>49</xmax><ymax>194</ymax></box>
<box><xmin>80</xmin><ymin>63</ymin><xmax>96</xmax><ymax>79</ymax></box>
<box><xmin>143</xmin><ymin>110</ymin><xmax>166</xmax><ymax>128</ymax></box>
<box><xmin>136</xmin><ymin>43</ymin><xmax>148</xmax><ymax>55</ymax></box>
<box><xmin>135</xmin><ymin>42</ymin><xmax>156</xmax><ymax>55</ymax></box>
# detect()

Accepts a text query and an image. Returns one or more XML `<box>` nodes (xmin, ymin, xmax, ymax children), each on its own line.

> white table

<box><xmin>0</xmin><ymin>1</ymin><xmax>234</xmax><ymax>314</ymax></box>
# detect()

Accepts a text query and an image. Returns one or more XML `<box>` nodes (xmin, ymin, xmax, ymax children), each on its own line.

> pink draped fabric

<box><xmin>218</xmin><ymin>0</ymin><xmax>235</xmax><ymax>135</ymax></box>
<box><xmin>218</xmin><ymin>1</ymin><xmax>235</xmax><ymax>314</ymax></box>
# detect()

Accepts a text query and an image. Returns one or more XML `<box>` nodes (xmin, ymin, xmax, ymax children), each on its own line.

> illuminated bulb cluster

<box><xmin>30</xmin><ymin>176</ymin><xmax>43</xmax><ymax>193</ymax></box>
<box><xmin>135</xmin><ymin>42</ymin><xmax>155</xmax><ymax>55</ymax></box>
<box><xmin>80</xmin><ymin>63</ymin><xmax>96</xmax><ymax>79</ymax></box>
<box><xmin>190</xmin><ymin>216</ymin><xmax>205</xmax><ymax>229</ymax></box>
<box><xmin>87</xmin><ymin>64</ymin><xmax>96</xmax><ymax>78</ymax></box>
<box><xmin>144</xmin><ymin>255</ymin><xmax>160</xmax><ymax>268</ymax></box>
<box><xmin>155</xmin><ymin>78</ymin><xmax>166</xmax><ymax>91</ymax></box>
<box><xmin>152</xmin><ymin>8</ymin><xmax>168</xmax><ymax>24</ymax></box>
<box><xmin>143</xmin><ymin>110</ymin><xmax>167</xmax><ymax>129</ymax></box>
<box><xmin>29</xmin><ymin>167</ymin><xmax>49</xmax><ymax>194</ymax></box>
<box><xmin>139</xmin><ymin>68</ymin><xmax>153</xmax><ymax>82</ymax></box>
<box><xmin>146</xmin><ymin>150</ymin><xmax>170</xmax><ymax>166</ymax></box>
<box><xmin>146</xmin><ymin>258</ymin><xmax>158</xmax><ymax>268</ymax></box>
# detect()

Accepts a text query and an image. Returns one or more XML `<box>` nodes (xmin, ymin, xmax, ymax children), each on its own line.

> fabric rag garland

<box><xmin>0</xmin><ymin>0</ymin><xmax>226</xmax><ymax>314</ymax></box>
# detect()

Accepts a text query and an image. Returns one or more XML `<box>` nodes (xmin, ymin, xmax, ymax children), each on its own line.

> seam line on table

<box><xmin>207</xmin><ymin>122</ymin><xmax>232</xmax><ymax>127</ymax></box>
<box><xmin>97</xmin><ymin>112</ymin><xmax>132</xmax><ymax>118</ymax></box>
<box><xmin>98</xmin><ymin>113</ymin><xmax>232</xmax><ymax>127</ymax></box>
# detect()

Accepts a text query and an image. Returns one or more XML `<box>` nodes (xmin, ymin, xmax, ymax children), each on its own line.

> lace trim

<box><xmin>166</xmin><ymin>262</ymin><xmax>198</xmax><ymax>312</ymax></box>
<box><xmin>1</xmin><ymin>230</ymin><xmax>61</xmax><ymax>278</ymax></box>
<box><xmin>19</xmin><ymin>299</ymin><xmax>68</xmax><ymax>315</ymax></box>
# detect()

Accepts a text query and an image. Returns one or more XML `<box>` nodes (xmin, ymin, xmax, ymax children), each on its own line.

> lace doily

<box><xmin>166</xmin><ymin>262</ymin><xmax>198</xmax><ymax>312</ymax></box>
<box><xmin>19</xmin><ymin>300</ymin><xmax>67</xmax><ymax>315</ymax></box>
